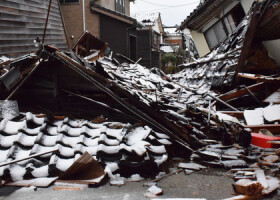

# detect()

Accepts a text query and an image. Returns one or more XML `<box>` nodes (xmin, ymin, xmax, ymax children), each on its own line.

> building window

<box><xmin>59</xmin><ymin>0</ymin><xmax>79</xmax><ymax>4</ymax></box>
<box><xmin>115</xmin><ymin>0</ymin><xmax>125</xmax><ymax>14</ymax></box>
<box><xmin>204</xmin><ymin>3</ymin><xmax>245</xmax><ymax>50</ymax></box>
<box><xmin>205</xmin><ymin>21</ymin><xmax>227</xmax><ymax>50</ymax></box>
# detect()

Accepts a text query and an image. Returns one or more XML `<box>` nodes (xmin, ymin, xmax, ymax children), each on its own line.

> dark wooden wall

<box><xmin>0</xmin><ymin>0</ymin><xmax>68</xmax><ymax>57</ymax></box>
<box><xmin>137</xmin><ymin>29</ymin><xmax>151</xmax><ymax>68</ymax></box>
<box><xmin>99</xmin><ymin>14</ymin><xmax>137</xmax><ymax>59</ymax></box>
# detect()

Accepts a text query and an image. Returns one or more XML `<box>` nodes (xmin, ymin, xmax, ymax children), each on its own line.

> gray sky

<box><xmin>130</xmin><ymin>0</ymin><xmax>200</xmax><ymax>26</ymax></box>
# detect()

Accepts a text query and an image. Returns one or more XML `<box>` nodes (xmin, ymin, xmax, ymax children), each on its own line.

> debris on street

<box><xmin>0</xmin><ymin>0</ymin><xmax>280</xmax><ymax>199</ymax></box>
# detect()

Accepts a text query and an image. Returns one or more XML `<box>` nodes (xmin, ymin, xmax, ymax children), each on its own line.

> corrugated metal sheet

<box><xmin>0</xmin><ymin>0</ymin><xmax>68</xmax><ymax>57</ymax></box>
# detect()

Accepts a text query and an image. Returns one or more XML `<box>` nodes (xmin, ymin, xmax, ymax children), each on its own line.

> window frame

<box><xmin>115</xmin><ymin>0</ymin><xmax>125</xmax><ymax>14</ymax></box>
<box><xmin>59</xmin><ymin>0</ymin><xmax>80</xmax><ymax>5</ymax></box>
<box><xmin>203</xmin><ymin>3</ymin><xmax>245</xmax><ymax>50</ymax></box>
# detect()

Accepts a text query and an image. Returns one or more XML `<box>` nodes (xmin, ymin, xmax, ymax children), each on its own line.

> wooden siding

<box><xmin>0</xmin><ymin>0</ymin><xmax>68</xmax><ymax>57</ymax></box>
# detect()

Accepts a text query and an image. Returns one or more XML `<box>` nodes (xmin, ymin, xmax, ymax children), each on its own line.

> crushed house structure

<box><xmin>0</xmin><ymin>0</ymin><xmax>280</xmax><ymax>199</ymax></box>
<box><xmin>178</xmin><ymin>0</ymin><xmax>255</xmax><ymax>57</ymax></box>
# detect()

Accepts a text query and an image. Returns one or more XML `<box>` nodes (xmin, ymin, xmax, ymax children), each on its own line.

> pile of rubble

<box><xmin>0</xmin><ymin>0</ymin><xmax>279</xmax><ymax>199</ymax></box>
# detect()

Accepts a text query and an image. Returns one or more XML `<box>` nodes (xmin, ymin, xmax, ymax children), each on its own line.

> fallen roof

<box><xmin>0</xmin><ymin>112</ymin><xmax>170</xmax><ymax>185</ymax></box>
<box><xmin>175</xmin><ymin>0</ymin><xmax>280</xmax><ymax>93</ymax></box>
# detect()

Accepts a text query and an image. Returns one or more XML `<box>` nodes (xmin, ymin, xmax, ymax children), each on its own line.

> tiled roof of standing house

<box><xmin>134</xmin><ymin>12</ymin><xmax>160</xmax><ymax>26</ymax></box>
<box><xmin>160</xmin><ymin>44</ymin><xmax>179</xmax><ymax>53</ymax></box>
<box><xmin>164</xmin><ymin>27</ymin><xmax>182</xmax><ymax>36</ymax></box>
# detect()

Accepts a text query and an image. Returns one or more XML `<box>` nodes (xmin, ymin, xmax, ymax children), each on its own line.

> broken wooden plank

<box><xmin>152</xmin><ymin>169</ymin><xmax>183</xmax><ymax>182</ymax></box>
<box><xmin>58</xmin><ymin>152</ymin><xmax>105</xmax><ymax>183</ymax></box>
<box><xmin>207</xmin><ymin>92</ymin><xmax>240</xmax><ymax>111</ymax></box>
<box><xmin>262</xmin><ymin>176</ymin><xmax>280</xmax><ymax>195</ymax></box>
<box><xmin>255</xmin><ymin>169</ymin><xmax>268</xmax><ymax>189</ymax></box>
<box><xmin>233</xmin><ymin>179</ymin><xmax>263</xmax><ymax>196</ymax></box>
<box><xmin>53</xmin><ymin>187</ymin><xmax>83</xmax><ymax>191</ymax></box>
<box><xmin>223</xmin><ymin>194</ymin><xmax>263</xmax><ymax>200</ymax></box>
<box><xmin>178</xmin><ymin>163</ymin><xmax>206</xmax><ymax>171</ymax></box>
<box><xmin>238</xmin><ymin>73</ymin><xmax>280</xmax><ymax>82</ymax></box>
<box><xmin>234</xmin><ymin>3</ymin><xmax>260</xmax><ymax>85</ymax></box>
<box><xmin>245</xmin><ymin>124</ymin><xmax>280</xmax><ymax>134</ymax></box>
<box><xmin>231</xmin><ymin>168</ymin><xmax>256</xmax><ymax>173</ymax></box>
<box><xmin>218</xmin><ymin>82</ymin><xmax>265</xmax><ymax>102</ymax></box>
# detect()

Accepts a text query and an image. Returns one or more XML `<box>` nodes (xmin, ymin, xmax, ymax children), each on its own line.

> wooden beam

<box><xmin>234</xmin><ymin>5</ymin><xmax>260</xmax><ymax>85</ymax></box>
<box><xmin>218</xmin><ymin>82</ymin><xmax>265</xmax><ymax>102</ymax></box>
<box><xmin>245</xmin><ymin>124</ymin><xmax>280</xmax><ymax>134</ymax></box>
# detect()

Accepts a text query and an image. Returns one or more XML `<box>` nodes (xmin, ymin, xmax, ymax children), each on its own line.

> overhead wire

<box><xmin>139</xmin><ymin>0</ymin><xmax>200</xmax><ymax>8</ymax></box>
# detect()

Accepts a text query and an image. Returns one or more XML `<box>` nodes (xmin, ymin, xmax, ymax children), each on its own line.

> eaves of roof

<box><xmin>178</xmin><ymin>0</ymin><xmax>233</xmax><ymax>32</ymax></box>
<box><xmin>90</xmin><ymin>2</ymin><xmax>141</xmax><ymax>27</ymax></box>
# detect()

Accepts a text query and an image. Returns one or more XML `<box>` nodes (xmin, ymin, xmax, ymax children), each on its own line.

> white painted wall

<box><xmin>263</xmin><ymin>39</ymin><xmax>280</xmax><ymax>65</ymax></box>
<box><xmin>241</xmin><ymin>0</ymin><xmax>255</xmax><ymax>14</ymax></box>
<box><xmin>190</xmin><ymin>30</ymin><xmax>210</xmax><ymax>57</ymax></box>
<box><xmin>152</xmin><ymin>19</ymin><xmax>160</xmax><ymax>34</ymax></box>
<box><xmin>183</xmin><ymin>29</ymin><xmax>192</xmax><ymax>38</ymax></box>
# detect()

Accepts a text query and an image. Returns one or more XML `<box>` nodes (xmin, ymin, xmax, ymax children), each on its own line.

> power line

<box><xmin>139</xmin><ymin>2</ymin><xmax>200</xmax><ymax>12</ymax></box>
<box><xmin>139</xmin><ymin>0</ymin><xmax>200</xmax><ymax>8</ymax></box>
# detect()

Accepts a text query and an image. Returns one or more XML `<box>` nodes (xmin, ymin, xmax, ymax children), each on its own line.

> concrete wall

<box><xmin>190</xmin><ymin>30</ymin><xmax>210</xmax><ymax>57</ymax></box>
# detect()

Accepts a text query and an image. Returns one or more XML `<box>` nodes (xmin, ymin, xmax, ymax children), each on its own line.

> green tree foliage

<box><xmin>161</xmin><ymin>53</ymin><xmax>177</xmax><ymax>67</ymax></box>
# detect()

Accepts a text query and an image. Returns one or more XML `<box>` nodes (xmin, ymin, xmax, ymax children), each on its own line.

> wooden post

<box><xmin>207</xmin><ymin>92</ymin><xmax>240</xmax><ymax>112</ymax></box>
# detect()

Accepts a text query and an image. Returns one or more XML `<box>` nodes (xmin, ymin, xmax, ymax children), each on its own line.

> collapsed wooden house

<box><xmin>0</xmin><ymin>1</ymin><xmax>279</xmax><ymax>197</ymax></box>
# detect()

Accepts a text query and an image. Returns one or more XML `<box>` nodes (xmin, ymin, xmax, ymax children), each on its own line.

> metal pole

<box><xmin>242</xmin><ymin>85</ymin><xmax>263</xmax><ymax>106</ymax></box>
<box><xmin>82</xmin><ymin>0</ymin><xmax>86</xmax><ymax>31</ymax></box>
<box><xmin>42</xmin><ymin>0</ymin><xmax>53</xmax><ymax>43</ymax></box>
<box><xmin>0</xmin><ymin>149</ymin><xmax>59</xmax><ymax>167</ymax></box>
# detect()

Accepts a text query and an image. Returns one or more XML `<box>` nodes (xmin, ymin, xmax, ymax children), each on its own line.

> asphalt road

<box><xmin>0</xmin><ymin>164</ymin><xmax>279</xmax><ymax>200</ymax></box>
